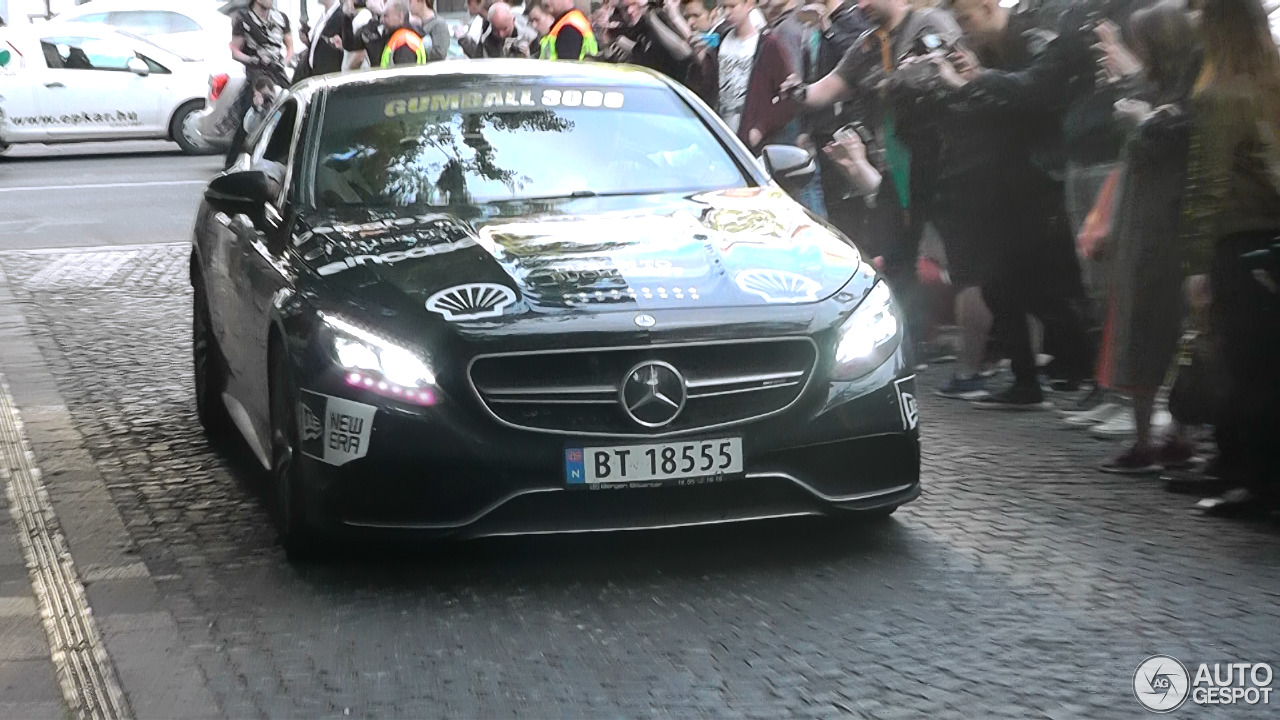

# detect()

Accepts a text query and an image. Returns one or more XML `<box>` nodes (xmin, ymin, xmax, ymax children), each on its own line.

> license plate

<box><xmin>565</xmin><ymin>438</ymin><xmax>744</xmax><ymax>485</ymax></box>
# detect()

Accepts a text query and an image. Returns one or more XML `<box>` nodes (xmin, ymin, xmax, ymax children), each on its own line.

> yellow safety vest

<box><xmin>381</xmin><ymin>28</ymin><xmax>427</xmax><ymax>67</ymax></box>
<box><xmin>540</xmin><ymin>10</ymin><xmax>598</xmax><ymax>60</ymax></box>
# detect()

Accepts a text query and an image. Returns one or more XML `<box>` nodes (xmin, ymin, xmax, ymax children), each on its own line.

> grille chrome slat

<box><xmin>487</xmin><ymin>397</ymin><xmax>617</xmax><ymax>405</ymax></box>
<box><xmin>684</xmin><ymin>370</ymin><xmax>805</xmax><ymax>389</ymax></box>
<box><xmin>687</xmin><ymin>379</ymin><xmax>803</xmax><ymax>400</ymax></box>
<box><xmin>482</xmin><ymin>385</ymin><xmax>616</xmax><ymax>397</ymax></box>
<box><xmin>468</xmin><ymin>337</ymin><xmax>819</xmax><ymax>437</ymax></box>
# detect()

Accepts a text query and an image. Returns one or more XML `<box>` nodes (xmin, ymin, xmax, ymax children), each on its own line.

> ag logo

<box><xmin>1134</xmin><ymin>655</ymin><xmax>1190</xmax><ymax>713</ymax></box>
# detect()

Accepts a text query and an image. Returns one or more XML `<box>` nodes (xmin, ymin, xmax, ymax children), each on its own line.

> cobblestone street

<box><xmin>0</xmin><ymin>243</ymin><xmax>1277</xmax><ymax>718</ymax></box>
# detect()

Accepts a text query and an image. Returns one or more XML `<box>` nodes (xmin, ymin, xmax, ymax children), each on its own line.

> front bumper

<box><xmin>294</xmin><ymin>353</ymin><xmax>921</xmax><ymax>538</ymax></box>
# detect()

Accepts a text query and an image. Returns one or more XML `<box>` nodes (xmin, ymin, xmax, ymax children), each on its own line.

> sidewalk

<box><xmin>0</xmin><ymin>258</ymin><xmax>219</xmax><ymax>720</ymax></box>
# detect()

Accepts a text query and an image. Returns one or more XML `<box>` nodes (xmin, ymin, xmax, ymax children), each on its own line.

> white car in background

<box><xmin>1269</xmin><ymin>1</ymin><xmax>1279</xmax><ymax>48</ymax></box>
<box><xmin>53</xmin><ymin>0</ymin><xmax>233</xmax><ymax>62</ymax></box>
<box><xmin>0</xmin><ymin>23</ymin><xmax>213</xmax><ymax>153</ymax></box>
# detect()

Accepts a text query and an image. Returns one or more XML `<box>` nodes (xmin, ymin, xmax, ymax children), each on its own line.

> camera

<box><xmin>834</xmin><ymin>121</ymin><xmax>883</xmax><ymax>166</ymax></box>
<box><xmin>912</xmin><ymin>33</ymin><xmax>952</xmax><ymax>58</ymax></box>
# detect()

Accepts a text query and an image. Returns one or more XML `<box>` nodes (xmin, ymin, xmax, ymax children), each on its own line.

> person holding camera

<box><xmin>461</xmin><ymin>2</ymin><xmax>538</xmax><ymax>57</ymax></box>
<box><xmin>781</xmin><ymin>0</ymin><xmax>960</xmax><ymax>372</ymax></box>
<box><xmin>917</xmin><ymin>0</ymin><xmax>1093</xmax><ymax>409</ymax></box>
<box><xmin>343</xmin><ymin>0</ymin><xmax>441</xmax><ymax>68</ymax></box>
<box><xmin>296</xmin><ymin>0</ymin><xmax>348</xmax><ymax>79</ymax></box>
<box><xmin>604</xmin><ymin>0</ymin><xmax>703</xmax><ymax>84</ymax></box>
<box><xmin>226</xmin><ymin>0</ymin><xmax>294</xmax><ymax>166</ymax></box>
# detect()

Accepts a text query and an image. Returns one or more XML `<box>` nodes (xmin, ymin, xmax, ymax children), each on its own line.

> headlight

<box><xmin>321</xmin><ymin>313</ymin><xmax>437</xmax><ymax>405</ymax></box>
<box><xmin>831</xmin><ymin>281</ymin><xmax>902</xmax><ymax>380</ymax></box>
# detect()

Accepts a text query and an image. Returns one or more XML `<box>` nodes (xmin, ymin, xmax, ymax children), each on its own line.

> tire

<box><xmin>192</xmin><ymin>276</ymin><xmax>233</xmax><ymax>440</ymax></box>
<box><xmin>170</xmin><ymin>100</ymin><xmax>211</xmax><ymax>155</ymax></box>
<box><xmin>268</xmin><ymin>344</ymin><xmax>326</xmax><ymax>561</ymax></box>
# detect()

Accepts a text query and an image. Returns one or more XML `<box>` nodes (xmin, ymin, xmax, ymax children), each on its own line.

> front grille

<box><xmin>468</xmin><ymin>339</ymin><xmax>819</xmax><ymax>436</ymax></box>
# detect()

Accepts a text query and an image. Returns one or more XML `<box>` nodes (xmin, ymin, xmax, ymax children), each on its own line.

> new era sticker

<box><xmin>299</xmin><ymin>390</ymin><xmax>377</xmax><ymax>466</ymax></box>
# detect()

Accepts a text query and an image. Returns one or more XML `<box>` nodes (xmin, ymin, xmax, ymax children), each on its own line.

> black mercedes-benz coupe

<box><xmin>190</xmin><ymin>60</ymin><xmax>920</xmax><ymax>556</ymax></box>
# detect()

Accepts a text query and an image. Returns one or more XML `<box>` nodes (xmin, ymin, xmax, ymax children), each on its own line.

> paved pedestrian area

<box><xmin>0</xmin><ymin>244</ymin><xmax>1276</xmax><ymax>718</ymax></box>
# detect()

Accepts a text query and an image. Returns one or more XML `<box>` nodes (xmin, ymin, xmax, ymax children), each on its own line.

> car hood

<box><xmin>296</xmin><ymin>187</ymin><xmax>864</xmax><ymax>323</ymax></box>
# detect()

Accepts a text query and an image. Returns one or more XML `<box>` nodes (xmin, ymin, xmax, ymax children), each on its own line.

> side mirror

<box><xmin>761</xmin><ymin>144</ymin><xmax>817</xmax><ymax>193</ymax></box>
<box><xmin>126</xmin><ymin>57</ymin><xmax>150</xmax><ymax>76</ymax></box>
<box><xmin>205</xmin><ymin>169</ymin><xmax>271</xmax><ymax>219</ymax></box>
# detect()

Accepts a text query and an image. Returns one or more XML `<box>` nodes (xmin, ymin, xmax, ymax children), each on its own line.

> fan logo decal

<box><xmin>735</xmin><ymin>269</ymin><xmax>822</xmax><ymax>303</ymax></box>
<box><xmin>300</xmin><ymin>402</ymin><xmax>323</xmax><ymax>441</ymax></box>
<box><xmin>426</xmin><ymin>283</ymin><xmax>518</xmax><ymax>321</ymax></box>
<box><xmin>894</xmin><ymin>376</ymin><xmax>919</xmax><ymax>431</ymax></box>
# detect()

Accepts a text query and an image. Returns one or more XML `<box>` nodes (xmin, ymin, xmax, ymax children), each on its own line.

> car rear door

<box><xmin>0</xmin><ymin>34</ymin><xmax>48</xmax><ymax>143</ymax></box>
<box><xmin>33</xmin><ymin>34</ymin><xmax>166</xmax><ymax>140</ymax></box>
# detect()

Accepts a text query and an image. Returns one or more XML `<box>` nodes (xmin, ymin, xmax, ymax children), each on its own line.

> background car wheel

<box><xmin>170</xmin><ymin>100</ymin><xmax>212</xmax><ymax>155</ymax></box>
<box><xmin>269</xmin><ymin>344</ymin><xmax>325</xmax><ymax>561</ymax></box>
<box><xmin>192</xmin><ymin>277</ymin><xmax>233</xmax><ymax>440</ymax></box>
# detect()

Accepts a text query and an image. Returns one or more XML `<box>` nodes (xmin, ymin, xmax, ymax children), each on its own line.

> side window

<box><xmin>40</xmin><ymin>37</ymin><xmax>136</xmax><ymax>71</ymax></box>
<box><xmin>75</xmin><ymin>13</ymin><xmax>111</xmax><ymax>24</ymax></box>
<box><xmin>108</xmin><ymin>11</ymin><xmax>171</xmax><ymax>35</ymax></box>
<box><xmin>165</xmin><ymin>13</ymin><xmax>203</xmax><ymax>33</ymax></box>
<box><xmin>250</xmin><ymin>98</ymin><xmax>299</xmax><ymax>206</ymax></box>
<box><xmin>258</xmin><ymin>99</ymin><xmax>298</xmax><ymax>166</ymax></box>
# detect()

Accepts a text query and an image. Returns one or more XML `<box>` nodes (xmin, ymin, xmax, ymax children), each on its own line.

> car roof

<box><xmin>312</xmin><ymin>59</ymin><xmax>673</xmax><ymax>93</ymax></box>
<box><xmin>1</xmin><ymin>22</ymin><xmax>189</xmax><ymax>62</ymax></box>
<box><xmin>56</xmin><ymin>0</ymin><xmax>226</xmax><ymax>22</ymax></box>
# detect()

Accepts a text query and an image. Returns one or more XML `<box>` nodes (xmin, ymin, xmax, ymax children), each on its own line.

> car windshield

<box><xmin>312</xmin><ymin>78</ymin><xmax>750</xmax><ymax>209</ymax></box>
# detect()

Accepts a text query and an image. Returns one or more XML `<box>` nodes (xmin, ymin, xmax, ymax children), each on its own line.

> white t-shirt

<box><xmin>465</xmin><ymin>14</ymin><xmax>485</xmax><ymax>44</ymax></box>
<box><xmin>717</xmin><ymin>31</ymin><xmax>759</xmax><ymax>133</ymax></box>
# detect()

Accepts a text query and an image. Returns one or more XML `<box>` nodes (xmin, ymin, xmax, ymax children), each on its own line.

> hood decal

<box><xmin>735</xmin><ymin>269</ymin><xmax>823</xmax><ymax>303</ymax></box>
<box><xmin>426</xmin><ymin>283</ymin><xmax>518</xmax><ymax>321</ymax></box>
<box><xmin>299</xmin><ymin>188</ymin><xmax>864</xmax><ymax>320</ymax></box>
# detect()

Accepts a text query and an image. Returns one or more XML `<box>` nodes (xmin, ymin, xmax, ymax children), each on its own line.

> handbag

<box><xmin>1166</xmin><ymin>332</ymin><xmax>1227</xmax><ymax>426</ymax></box>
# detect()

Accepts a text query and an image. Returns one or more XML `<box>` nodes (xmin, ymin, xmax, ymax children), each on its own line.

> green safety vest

<box><xmin>539</xmin><ymin>10</ymin><xmax>598</xmax><ymax>60</ymax></box>
<box><xmin>381</xmin><ymin>28</ymin><xmax>427</xmax><ymax>68</ymax></box>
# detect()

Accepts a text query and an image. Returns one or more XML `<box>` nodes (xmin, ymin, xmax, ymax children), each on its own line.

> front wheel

<box><xmin>269</xmin><ymin>344</ymin><xmax>326</xmax><ymax>561</ymax></box>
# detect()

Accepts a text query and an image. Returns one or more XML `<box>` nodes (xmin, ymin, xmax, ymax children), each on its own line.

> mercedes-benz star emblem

<box><xmin>620</xmin><ymin>361</ymin><xmax>687</xmax><ymax>427</ymax></box>
<box><xmin>634</xmin><ymin>314</ymin><xmax>657</xmax><ymax>328</ymax></box>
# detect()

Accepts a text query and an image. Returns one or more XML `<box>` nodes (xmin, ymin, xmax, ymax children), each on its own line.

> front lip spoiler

<box><xmin>340</xmin><ymin>474</ymin><xmax>919</xmax><ymax>534</ymax></box>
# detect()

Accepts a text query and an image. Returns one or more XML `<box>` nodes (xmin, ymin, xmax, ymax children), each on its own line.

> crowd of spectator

<box><xmin>227</xmin><ymin>0</ymin><xmax>1280</xmax><ymax>518</ymax></box>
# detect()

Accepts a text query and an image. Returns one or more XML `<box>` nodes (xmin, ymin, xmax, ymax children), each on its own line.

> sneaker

<box><xmin>1155</xmin><ymin>438</ymin><xmax>1199</xmax><ymax>470</ymax></box>
<box><xmin>1099</xmin><ymin>446</ymin><xmax>1161</xmax><ymax>475</ymax></box>
<box><xmin>1161</xmin><ymin>466</ymin><xmax>1230</xmax><ymax>495</ymax></box>
<box><xmin>1090</xmin><ymin>412</ymin><xmax>1137</xmax><ymax>438</ymax></box>
<box><xmin>935</xmin><ymin>375</ymin><xmax>990</xmax><ymax>400</ymax></box>
<box><xmin>1056</xmin><ymin>385</ymin><xmax>1104</xmax><ymax>416</ymax></box>
<box><xmin>1195</xmin><ymin>488</ymin><xmax>1268</xmax><ymax>518</ymax></box>
<box><xmin>977</xmin><ymin>365</ymin><xmax>1001</xmax><ymax>379</ymax></box>
<box><xmin>1062</xmin><ymin>401</ymin><xmax>1124</xmax><ymax>428</ymax></box>
<box><xmin>1049</xmin><ymin>377</ymin><xmax>1085</xmax><ymax>393</ymax></box>
<box><xmin>971</xmin><ymin>384</ymin><xmax>1050</xmax><ymax>410</ymax></box>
